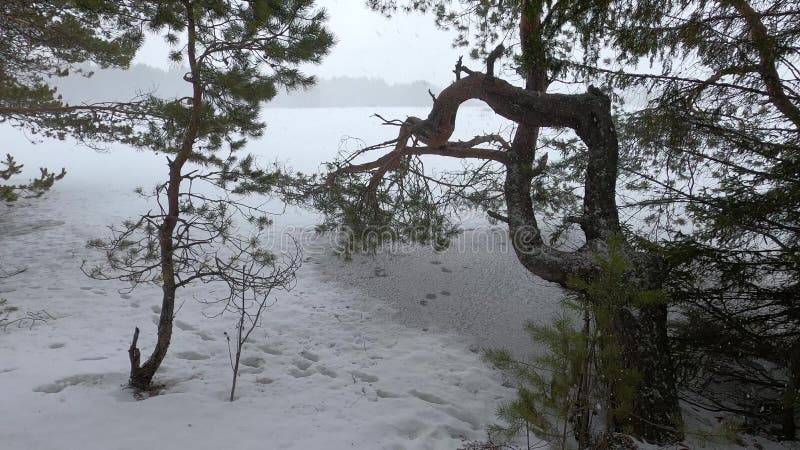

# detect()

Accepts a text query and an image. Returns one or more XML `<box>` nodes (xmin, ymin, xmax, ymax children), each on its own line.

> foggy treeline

<box><xmin>53</xmin><ymin>64</ymin><xmax>438</xmax><ymax>108</ymax></box>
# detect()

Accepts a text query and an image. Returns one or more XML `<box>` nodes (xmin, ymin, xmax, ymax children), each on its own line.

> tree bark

<box><xmin>613</xmin><ymin>291</ymin><xmax>682</xmax><ymax>442</ymax></box>
<box><xmin>127</xmin><ymin>0</ymin><xmax>201</xmax><ymax>390</ymax></box>
<box><xmin>782</xmin><ymin>340</ymin><xmax>800</xmax><ymax>439</ymax></box>
<box><xmin>326</xmin><ymin>33</ymin><xmax>683</xmax><ymax>443</ymax></box>
<box><xmin>433</xmin><ymin>69</ymin><xmax>684</xmax><ymax>442</ymax></box>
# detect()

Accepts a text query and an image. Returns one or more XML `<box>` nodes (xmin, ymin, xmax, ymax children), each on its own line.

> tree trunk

<box><xmin>498</xmin><ymin>67</ymin><xmax>683</xmax><ymax>441</ymax></box>
<box><xmin>782</xmin><ymin>340</ymin><xmax>800</xmax><ymax>439</ymax></box>
<box><xmin>326</xmin><ymin>34</ymin><xmax>684</xmax><ymax>441</ymax></box>
<box><xmin>613</xmin><ymin>295</ymin><xmax>683</xmax><ymax>442</ymax></box>
<box><xmin>126</xmin><ymin>1</ymin><xmax>200</xmax><ymax>390</ymax></box>
<box><xmin>128</xmin><ymin>210</ymin><xmax>179</xmax><ymax>390</ymax></box>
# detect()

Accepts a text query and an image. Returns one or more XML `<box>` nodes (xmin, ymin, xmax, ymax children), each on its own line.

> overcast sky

<box><xmin>133</xmin><ymin>0</ymin><xmax>464</xmax><ymax>86</ymax></box>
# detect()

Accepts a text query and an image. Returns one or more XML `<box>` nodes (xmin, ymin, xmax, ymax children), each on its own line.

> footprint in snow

<box><xmin>174</xmin><ymin>351</ymin><xmax>209</xmax><ymax>361</ymax></box>
<box><xmin>408</xmin><ymin>389</ymin><xmax>448</xmax><ymax>405</ymax></box>
<box><xmin>376</xmin><ymin>389</ymin><xmax>402</xmax><ymax>399</ymax></box>
<box><xmin>174</xmin><ymin>320</ymin><xmax>195</xmax><ymax>331</ymax></box>
<box><xmin>440</xmin><ymin>267</ymin><xmax>452</xmax><ymax>273</ymax></box>
<box><xmin>440</xmin><ymin>290</ymin><xmax>451</xmax><ymax>296</ymax></box>
<box><xmin>33</xmin><ymin>373</ymin><xmax>108</xmax><ymax>394</ymax></box>
<box><xmin>445</xmin><ymin>425</ymin><xmax>472</xmax><ymax>440</ymax></box>
<box><xmin>425</xmin><ymin>293</ymin><xmax>437</xmax><ymax>300</ymax></box>
<box><xmin>241</xmin><ymin>356</ymin><xmax>265</xmax><ymax>368</ymax></box>
<box><xmin>299</xmin><ymin>350</ymin><xmax>319</xmax><ymax>362</ymax></box>
<box><xmin>258</xmin><ymin>344</ymin><xmax>283</xmax><ymax>356</ymax></box>
<box><xmin>79</xmin><ymin>287</ymin><xmax>93</xmax><ymax>291</ymax></box>
<box><xmin>429</xmin><ymin>260</ymin><xmax>442</xmax><ymax>265</ymax></box>
<box><xmin>292</xmin><ymin>359</ymin><xmax>312</xmax><ymax>371</ymax></box>
<box><xmin>151</xmin><ymin>305</ymin><xmax>161</xmax><ymax>314</ymax></box>
<box><xmin>350</xmin><ymin>370</ymin><xmax>378</xmax><ymax>383</ymax></box>
<box><xmin>289</xmin><ymin>368</ymin><xmax>313</xmax><ymax>378</ymax></box>
<box><xmin>77</xmin><ymin>356</ymin><xmax>108</xmax><ymax>361</ymax></box>
<box><xmin>120</xmin><ymin>293</ymin><xmax>132</xmax><ymax>300</ymax></box>
<box><xmin>195</xmin><ymin>331</ymin><xmax>215</xmax><ymax>341</ymax></box>
<box><xmin>316</xmin><ymin>366</ymin><xmax>338</xmax><ymax>378</ymax></box>
<box><xmin>392</xmin><ymin>418</ymin><xmax>426</xmax><ymax>440</ymax></box>
<box><xmin>48</xmin><ymin>342</ymin><xmax>65</xmax><ymax>349</ymax></box>
<box><xmin>373</xmin><ymin>268</ymin><xmax>388</xmax><ymax>277</ymax></box>
<box><xmin>443</xmin><ymin>406</ymin><xmax>482</xmax><ymax>430</ymax></box>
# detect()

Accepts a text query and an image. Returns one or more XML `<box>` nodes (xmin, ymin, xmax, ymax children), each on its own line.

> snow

<box><xmin>0</xmin><ymin>187</ymin><xmax>519</xmax><ymax>450</ymax></box>
<box><xmin>0</xmin><ymin>108</ymin><xmax>794</xmax><ymax>450</ymax></box>
<box><xmin>0</xmin><ymin>109</ymin><xmax>523</xmax><ymax>450</ymax></box>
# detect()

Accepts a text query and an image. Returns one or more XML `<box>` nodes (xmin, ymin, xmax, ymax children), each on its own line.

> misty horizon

<box><xmin>52</xmin><ymin>63</ymin><xmax>441</xmax><ymax>108</ymax></box>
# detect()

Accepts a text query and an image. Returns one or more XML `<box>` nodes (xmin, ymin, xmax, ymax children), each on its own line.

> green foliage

<box><xmin>315</xmin><ymin>156</ymin><xmax>461</xmax><ymax>257</ymax></box>
<box><xmin>85</xmin><ymin>0</ymin><xmax>333</xmax><ymax>287</ymax></box>
<box><xmin>0</xmin><ymin>0</ymin><xmax>144</xmax><ymax>135</ymax></box>
<box><xmin>0</xmin><ymin>154</ymin><xmax>66</xmax><ymax>202</ymax></box>
<box><xmin>484</xmin><ymin>311</ymin><xmax>588</xmax><ymax>448</ymax></box>
<box><xmin>486</xmin><ymin>237</ymin><xmax>667</xmax><ymax>448</ymax></box>
<box><xmin>0</xmin><ymin>1</ymin><xmax>145</xmax><ymax>202</ymax></box>
<box><xmin>596</xmin><ymin>1</ymin><xmax>800</xmax><ymax>436</ymax></box>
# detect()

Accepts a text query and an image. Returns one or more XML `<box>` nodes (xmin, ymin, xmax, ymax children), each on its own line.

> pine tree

<box><xmin>84</xmin><ymin>0</ymin><xmax>333</xmax><ymax>390</ymax></box>
<box><xmin>319</xmin><ymin>0</ymin><xmax>683</xmax><ymax>443</ymax></box>
<box><xmin>0</xmin><ymin>0</ymin><xmax>144</xmax><ymax>201</ymax></box>
<box><xmin>582</xmin><ymin>0</ymin><xmax>800</xmax><ymax>438</ymax></box>
<box><xmin>485</xmin><ymin>236</ymin><xmax>669</xmax><ymax>449</ymax></box>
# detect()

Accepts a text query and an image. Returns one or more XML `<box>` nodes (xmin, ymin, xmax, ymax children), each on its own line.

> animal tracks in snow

<box><xmin>315</xmin><ymin>366</ymin><xmax>338</xmax><ymax>378</ymax></box>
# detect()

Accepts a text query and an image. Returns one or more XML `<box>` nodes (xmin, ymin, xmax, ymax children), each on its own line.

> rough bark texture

<box><xmin>783</xmin><ymin>341</ymin><xmax>800</xmax><ymax>439</ymax></box>
<box><xmin>613</xmin><ymin>290</ymin><xmax>682</xmax><ymax>442</ymax></box>
<box><xmin>127</xmin><ymin>1</ymin><xmax>201</xmax><ymax>390</ymax></box>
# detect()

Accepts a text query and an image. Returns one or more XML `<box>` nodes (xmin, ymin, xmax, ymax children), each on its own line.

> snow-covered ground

<box><xmin>1</xmin><ymin>109</ymin><xmax>794</xmax><ymax>449</ymax></box>
<box><xmin>0</xmin><ymin>109</ymin><xmax>524</xmax><ymax>450</ymax></box>
<box><xmin>0</xmin><ymin>187</ymin><xmax>522</xmax><ymax>450</ymax></box>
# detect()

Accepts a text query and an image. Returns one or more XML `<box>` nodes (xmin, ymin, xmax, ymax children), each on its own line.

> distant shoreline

<box><xmin>54</xmin><ymin>63</ymin><xmax>446</xmax><ymax>109</ymax></box>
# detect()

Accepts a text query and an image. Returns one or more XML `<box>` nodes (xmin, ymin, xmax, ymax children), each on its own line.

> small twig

<box><xmin>371</xmin><ymin>113</ymin><xmax>405</xmax><ymax>126</ymax></box>
<box><xmin>1</xmin><ymin>309</ymin><xmax>53</xmax><ymax>331</ymax></box>
<box><xmin>428</xmin><ymin>89</ymin><xmax>437</xmax><ymax>103</ymax></box>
